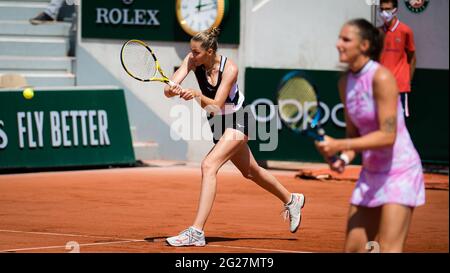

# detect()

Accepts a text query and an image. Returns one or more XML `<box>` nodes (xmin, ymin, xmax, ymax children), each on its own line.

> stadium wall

<box><xmin>75</xmin><ymin>0</ymin><xmax>448</xmax><ymax>164</ymax></box>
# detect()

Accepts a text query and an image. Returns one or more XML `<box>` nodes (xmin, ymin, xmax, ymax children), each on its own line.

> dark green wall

<box><xmin>407</xmin><ymin>68</ymin><xmax>449</xmax><ymax>164</ymax></box>
<box><xmin>245</xmin><ymin>67</ymin><xmax>449</xmax><ymax>165</ymax></box>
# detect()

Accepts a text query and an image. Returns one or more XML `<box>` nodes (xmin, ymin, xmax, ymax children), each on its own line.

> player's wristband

<box><xmin>339</xmin><ymin>153</ymin><xmax>350</xmax><ymax>166</ymax></box>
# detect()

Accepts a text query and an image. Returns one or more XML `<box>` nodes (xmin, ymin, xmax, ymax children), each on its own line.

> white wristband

<box><xmin>339</xmin><ymin>153</ymin><xmax>350</xmax><ymax>165</ymax></box>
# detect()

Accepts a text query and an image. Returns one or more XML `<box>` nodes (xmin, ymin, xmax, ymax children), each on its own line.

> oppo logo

<box><xmin>0</xmin><ymin>120</ymin><xmax>8</xmax><ymax>149</ymax></box>
<box><xmin>249</xmin><ymin>98</ymin><xmax>346</xmax><ymax>129</ymax></box>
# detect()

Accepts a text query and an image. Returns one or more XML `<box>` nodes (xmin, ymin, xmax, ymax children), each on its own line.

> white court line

<box><xmin>252</xmin><ymin>0</ymin><xmax>271</xmax><ymax>13</ymax></box>
<box><xmin>208</xmin><ymin>244</ymin><xmax>312</xmax><ymax>253</ymax></box>
<box><xmin>0</xmin><ymin>229</ymin><xmax>139</xmax><ymax>241</ymax></box>
<box><xmin>0</xmin><ymin>229</ymin><xmax>312</xmax><ymax>253</ymax></box>
<box><xmin>1</xmin><ymin>239</ymin><xmax>147</xmax><ymax>253</ymax></box>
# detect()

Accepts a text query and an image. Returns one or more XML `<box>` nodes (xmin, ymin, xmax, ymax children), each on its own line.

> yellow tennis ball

<box><xmin>23</xmin><ymin>88</ymin><xmax>34</xmax><ymax>99</ymax></box>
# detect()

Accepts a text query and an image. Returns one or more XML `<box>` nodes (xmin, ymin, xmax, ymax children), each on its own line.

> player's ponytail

<box><xmin>191</xmin><ymin>27</ymin><xmax>221</xmax><ymax>52</ymax></box>
<box><xmin>347</xmin><ymin>19</ymin><xmax>384</xmax><ymax>61</ymax></box>
<box><xmin>208</xmin><ymin>27</ymin><xmax>221</xmax><ymax>40</ymax></box>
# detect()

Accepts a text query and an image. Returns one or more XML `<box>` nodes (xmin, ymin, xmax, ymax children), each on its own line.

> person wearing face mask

<box><xmin>379</xmin><ymin>0</ymin><xmax>417</xmax><ymax>118</ymax></box>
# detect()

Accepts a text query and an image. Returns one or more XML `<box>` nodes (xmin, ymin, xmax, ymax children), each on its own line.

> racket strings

<box><xmin>122</xmin><ymin>42</ymin><xmax>157</xmax><ymax>80</ymax></box>
<box><xmin>279</xmin><ymin>78</ymin><xmax>319</xmax><ymax>121</ymax></box>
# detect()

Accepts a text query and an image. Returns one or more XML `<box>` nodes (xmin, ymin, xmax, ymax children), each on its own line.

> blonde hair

<box><xmin>191</xmin><ymin>27</ymin><xmax>221</xmax><ymax>52</ymax></box>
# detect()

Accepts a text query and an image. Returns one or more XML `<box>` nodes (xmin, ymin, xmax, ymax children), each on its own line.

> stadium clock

<box><xmin>176</xmin><ymin>0</ymin><xmax>229</xmax><ymax>36</ymax></box>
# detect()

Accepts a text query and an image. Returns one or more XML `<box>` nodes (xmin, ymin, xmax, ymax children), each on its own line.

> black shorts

<box><xmin>207</xmin><ymin>107</ymin><xmax>255</xmax><ymax>144</ymax></box>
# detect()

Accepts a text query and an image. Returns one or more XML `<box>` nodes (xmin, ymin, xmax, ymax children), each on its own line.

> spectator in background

<box><xmin>29</xmin><ymin>0</ymin><xmax>65</xmax><ymax>25</ymax></box>
<box><xmin>379</xmin><ymin>0</ymin><xmax>417</xmax><ymax>118</ymax></box>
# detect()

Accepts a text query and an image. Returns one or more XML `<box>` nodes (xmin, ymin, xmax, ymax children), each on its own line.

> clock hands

<box><xmin>196</xmin><ymin>0</ymin><xmax>202</xmax><ymax>12</ymax></box>
<box><xmin>198</xmin><ymin>7</ymin><xmax>217</xmax><ymax>13</ymax></box>
<box><xmin>177</xmin><ymin>0</ymin><xmax>227</xmax><ymax>35</ymax></box>
<box><xmin>195</xmin><ymin>1</ymin><xmax>217</xmax><ymax>12</ymax></box>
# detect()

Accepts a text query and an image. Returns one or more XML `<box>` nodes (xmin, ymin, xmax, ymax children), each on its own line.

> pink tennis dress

<box><xmin>345</xmin><ymin>60</ymin><xmax>425</xmax><ymax>208</ymax></box>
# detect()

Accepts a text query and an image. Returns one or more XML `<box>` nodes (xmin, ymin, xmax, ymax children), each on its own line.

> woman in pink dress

<box><xmin>315</xmin><ymin>19</ymin><xmax>425</xmax><ymax>252</ymax></box>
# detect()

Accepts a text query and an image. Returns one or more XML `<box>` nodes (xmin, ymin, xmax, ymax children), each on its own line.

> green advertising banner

<box><xmin>407</xmin><ymin>68</ymin><xmax>449</xmax><ymax>164</ymax></box>
<box><xmin>0</xmin><ymin>88</ymin><xmax>135</xmax><ymax>171</ymax></box>
<box><xmin>81</xmin><ymin>0</ymin><xmax>240</xmax><ymax>44</ymax></box>
<box><xmin>245</xmin><ymin>68</ymin><xmax>449</xmax><ymax>165</ymax></box>
<box><xmin>245</xmin><ymin>68</ymin><xmax>346</xmax><ymax>163</ymax></box>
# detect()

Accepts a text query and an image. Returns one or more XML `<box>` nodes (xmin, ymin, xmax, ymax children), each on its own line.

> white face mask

<box><xmin>380</xmin><ymin>8</ymin><xmax>397</xmax><ymax>23</ymax></box>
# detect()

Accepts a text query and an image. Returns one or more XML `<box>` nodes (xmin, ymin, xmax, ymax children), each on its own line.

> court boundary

<box><xmin>0</xmin><ymin>229</ymin><xmax>311</xmax><ymax>253</ymax></box>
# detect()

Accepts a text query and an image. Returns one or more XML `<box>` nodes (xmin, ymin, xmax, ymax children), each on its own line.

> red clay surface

<box><xmin>0</xmin><ymin>164</ymin><xmax>448</xmax><ymax>253</ymax></box>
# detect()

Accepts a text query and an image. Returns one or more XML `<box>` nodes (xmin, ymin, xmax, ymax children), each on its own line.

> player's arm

<box><xmin>190</xmin><ymin>60</ymin><xmax>238</xmax><ymax>114</ymax></box>
<box><xmin>405</xmin><ymin>26</ymin><xmax>417</xmax><ymax>81</ymax></box>
<box><xmin>337</xmin><ymin>74</ymin><xmax>358</xmax><ymax>164</ymax></box>
<box><xmin>407</xmin><ymin>50</ymin><xmax>416</xmax><ymax>81</ymax></box>
<box><xmin>339</xmin><ymin>67</ymin><xmax>398</xmax><ymax>153</ymax></box>
<box><xmin>316</xmin><ymin>68</ymin><xmax>398</xmax><ymax>158</ymax></box>
<box><xmin>164</xmin><ymin>54</ymin><xmax>194</xmax><ymax>98</ymax></box>
<box><xmin>317</xmin><ymin>75</ymin><xmax>358</xmax><ymax>169</ymax></box>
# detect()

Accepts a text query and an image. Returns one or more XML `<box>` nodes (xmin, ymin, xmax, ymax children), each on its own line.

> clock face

<box><xmin>176</xmin><ymin>0</ymin><xmax>225</xmax><ymax>36</ymax></box>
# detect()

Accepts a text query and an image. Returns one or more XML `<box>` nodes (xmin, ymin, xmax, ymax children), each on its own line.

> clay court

<box><xmin>0</xmin><ymin>162</ymin><xmax>447</xmax><ymax>253</ymax></box>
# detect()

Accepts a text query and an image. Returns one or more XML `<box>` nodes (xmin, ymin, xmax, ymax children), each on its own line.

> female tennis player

<box><xmin>164</xmin><ymin>28</ymin><xmax>305</xmax><ymax>247</ymax></box>
<box><xmin>315</xmin><ymin>19</ymin><xmax>425</xmax><ymax>252</ymax></box>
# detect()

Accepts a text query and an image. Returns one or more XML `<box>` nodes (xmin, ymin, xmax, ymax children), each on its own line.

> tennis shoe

<box><xmin>283</xmin><ymin>193</ymin><xmax>305</xmax><ymax>233</ymax></box>
<box><xmin>30</xmin><ymin>12</ymin><xmax>55</xmax><ymax>25</ymax></box>
<box><xmin>166</xmin><ymin>226</ymin><xmax>206</xmax><ymax>247</ymax></box>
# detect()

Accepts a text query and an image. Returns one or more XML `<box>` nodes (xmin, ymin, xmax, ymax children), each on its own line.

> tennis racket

<box><xmin>277</xmin><ymin>71</ymin><xmax>325</xmax><ymax>140</ymax></box>
<box><xmin>120</xmin><ymin>39</ymin><xmax>178</xmax><ymax>87</ymax></box>
<box><xmin>277</xmin><ymin>71</ymin><xmax>342</xmax><ymax>167</ymax></box>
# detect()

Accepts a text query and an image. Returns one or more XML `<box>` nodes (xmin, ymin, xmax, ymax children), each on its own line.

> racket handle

<box><xmin>316</xmin><ymin>128</ymin><xmax>325</xmax><ymax>141</ymax></box>
<box><xmin>315</xmin><ymin>128</ymin><xmax>341</xmax><ymax>166</ymax></box>
<box><xmin>167</xmin><ymin>80</ymin><xmax>182</xmax><ymax>95</ymax></box>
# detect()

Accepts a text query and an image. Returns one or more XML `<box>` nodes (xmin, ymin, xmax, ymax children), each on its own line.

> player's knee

<box><xmin>201</xmin><ymin>159</ymin><xmax>218</xmax><ymax>175</ymax></box>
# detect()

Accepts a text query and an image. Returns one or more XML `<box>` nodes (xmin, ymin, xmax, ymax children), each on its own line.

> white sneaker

<box><xmin>283</xmin><ymin>193</ymin><xmax>306</xmax><ymax>233</ymax></box>
<box><xmin>166</xmin><ymin>227</ymin><xmax>206</xmax><ymax>247</ymax></box>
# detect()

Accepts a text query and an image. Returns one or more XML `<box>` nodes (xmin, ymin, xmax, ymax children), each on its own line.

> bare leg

<box><xmin>344</xmin><ymin>205</ymin><xmax>381</xmax><ymax>253</ymax></box>
<box><xmin>378</xmin><ymin>204</ymin><xmax>413</xmax><ymax>253</ymax></box>
<box><xmin>192</xmin><ymin>129</ymin><xmax>248</xmax><ymax>231</ymax></box>
<box><xmin>230</xmin><ymin>143</ymin><xmax>291</xmax><ymax>204</ymax></box>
